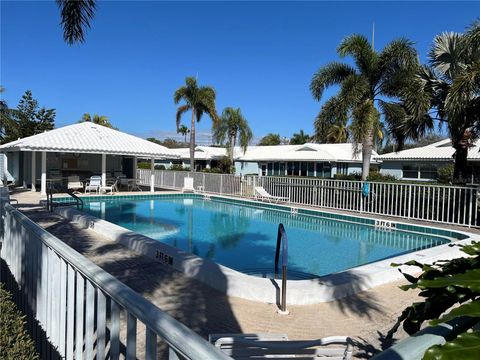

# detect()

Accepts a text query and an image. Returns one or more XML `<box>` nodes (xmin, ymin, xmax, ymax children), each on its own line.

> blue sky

<box><xmin>1</xmin><ymin>1</ymin><xmax>479</xmax><ymax>144</ymax></box>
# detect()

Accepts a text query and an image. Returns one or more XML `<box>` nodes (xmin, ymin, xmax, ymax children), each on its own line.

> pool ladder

<box><xmin>274</xmin><ymin>223</ymin><xmax>288</xmax><ymax>314</ymax></box>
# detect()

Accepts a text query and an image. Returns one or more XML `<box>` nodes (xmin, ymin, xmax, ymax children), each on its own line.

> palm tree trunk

<box><xmin>453</xmin><ymin>145</ymin><xmax>469</xmax><ymax>181</ymax></box>
<box><xmin>190</xmin><ymin>108</ymin><xmax>196</xmax><ymax>172</ymax></box>
<box><xmin>361</xmin><ymin>128</ymin><xmax>373</xmax><ymax>181</ymax></box>
<box><xmin>230</xmin><ymin>135</ymin><xmax>235</xmax><ymax>166</ymax></box>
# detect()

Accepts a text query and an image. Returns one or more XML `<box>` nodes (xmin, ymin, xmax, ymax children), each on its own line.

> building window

<box><xmin>403</xmin><ymin>165</ymin><xmax>418</xmax><ymax>179</ymax></box>
<box><xmin>261</xmin><ymin>164</ymin><xmax>267</xmax><ymax>176</ymax></box>
<box><xmin>420</xmin><ymin>165</ymin><xmax>437</xmax><ymax>180</ymax></box>
<box><xmin>300</xmin><ymin>162</ymin><xmax>308</xmax><ymax>176</ymax></box>
<box><xmin>273</xmin><ymin>162</ymin><xmax>280</xmax><ymax>176</ymax></box>
<box><xmin>267</xmin><ymin>163</ymin><xmax>273</xmax><ymax>176</ymax></box>
<box><xmin>279</xmin><ymin>162</ymin><xmax>285</xmax><ymax>176</ymax></box>
<box><xmin>337</xmin><ymin>163</ymin><xmax>348</xmax><ymax>175</ymax></box>
<box><xmin>316</xmin><ymin>162</ymin><xmax>332</xmax><ymax>178</ymax></box>
<box><xmin>307</xmin><ymin>162</ymin><xmax>315</xmax><ymax>177</ymax></box>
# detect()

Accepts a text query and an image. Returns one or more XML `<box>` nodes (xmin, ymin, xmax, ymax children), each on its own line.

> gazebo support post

<box><xmin>40</xmin><ymin>151</ymin><xmax>46</xmax><ymax>195</ymax></box>
<box><xmin>31</xmin><ymin>151</ymin><xmax>36</xmax><ymax>192</ymax></box>
<box><xmin>133</xmin><ymin>156</ymin><xmax>137</xmax><ymax>180</ymax></box>
<box><xmin>101</xmin><ymin>153</ymin><xmax>107</xmax><ymax>187</ymax></box>
<box><xmin>150</xmin><ymin>158</ymin><xmax>155</xmax><ymax>193</ymax></box>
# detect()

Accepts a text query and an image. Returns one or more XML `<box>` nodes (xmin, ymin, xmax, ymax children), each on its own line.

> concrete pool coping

<box><xmin>53</xmin><ymin>194</ymin><xmax>477</xmax><ymax>305</ymax></box>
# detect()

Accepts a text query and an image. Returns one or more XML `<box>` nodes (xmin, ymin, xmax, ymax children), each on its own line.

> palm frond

<box><xmin>337</xmin><ymin>34</ymin><xmax>377</xmax><ymax>79</ymax></box>
<box><xmin>56</xmin><ymin>0</ymin><xmax>96</xmax><ymax>45</ymax></box>
<box><xmin>176</xmin><ymin>104</ymin><xmax>190</xmax><ymax>130</ymax></box>
<box><xmin>310</xmin><ymin>62</ymin><xmax>356</xmax><ymax>100</ymax></box>
<box><xmin>429</xmin><ymin>32</ymin><xmax>464</xmax><ymax>81</ymax></box>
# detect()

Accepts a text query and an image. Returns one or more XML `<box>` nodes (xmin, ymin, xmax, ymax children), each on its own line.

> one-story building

<box><xmin>159</xmin><ymin>143</ymin><xmax>380</xmax><ymax>178</ymax></box>
<box><xmin>377</xmin><ymin>139</ymin><xmax>480</xmax><ymax>181</ymax></box>
<box><xmin>0</xmin><ymin>122</ymin><xmax>179</xmax><ymax>194</ymax></box>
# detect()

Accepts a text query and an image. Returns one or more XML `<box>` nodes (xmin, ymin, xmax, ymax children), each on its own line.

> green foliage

<box><xmin>0</xmin><ymin>283</ymin><xmax>39</xmax><ymax>360</ymax></box>
<box><xmin>290</xmin><ymin>130</ymin><xmax>311</xmax><ymax>145</ymax></box>
<box><xmin>437</xmin><ymin>164</ymin><xmax>455</xmax><ymax>183</ymax></box>
<box><xmin>56</xmin><ymin>0</ymin><xmax>97</xmax><ymax>45</ymax></box>
<box><xmin>258</xmin><ymin>133</ymin><xmax>281</xmax><ymax>146</ymax></box>
<box><xmin>79</xmin><ymin>113</ymin><xmax>117</xmax><ymax>129</ymax></box>
<box><xmin>170</xmin><ymin>164</ymin><xmax>190</xmax><ymax>171</ymax></box>
<box><xmin>177</xmin><ymin>124</ymin><xmax>190</xmax><ymax>143</ymax></box>
<box><xmin>146</xmin><ymin>137</ymin><xmax>186</xmax><ymax>149</ymax></box>
<box><xmin>204</xmin><ymin>156</ymin><xmax>234</xmax><ymax>174</ymax></box>
<box><xmin>387</xmin><ymin>241</ymin><xmax>480</xmax><ymax>358</ymax></box>
<box><xmin>2</xmin><ymin>90</ymin><xmax>56</xmax><ymax>144</ymax></box>
<box><xmin>310</xmin><ymin>34</ymin><xmax>419</xmax><ymax>179</ymax></box>
<box><xmin>212</xmin><ymin>107</ymin><xmax>253</xmax><ymax>162</ymax></box>
<box><xmin>335</xmin><ymin>170</ymin><xmax>397</xmax><ymax>182</ymax></box>
<box><xmin>424</xmin><ymin>331</ymin><xmax>480</xmax><ymax>360</ymax></box>
<box><xmin>393</xmin><ymin>20</ymin><xmax>480</xmax><ymax>180</ymax></box>
<box><xmin>174</xmin><ymin>77</ymin><xmax>218</xmax><ymax>171</ymax></box>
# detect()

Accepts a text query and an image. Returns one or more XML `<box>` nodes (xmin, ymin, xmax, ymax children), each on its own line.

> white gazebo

<box><xmin>0</xmin><ymin>122</ymin><xmax>180</xmax><ymax>195</ymax></box>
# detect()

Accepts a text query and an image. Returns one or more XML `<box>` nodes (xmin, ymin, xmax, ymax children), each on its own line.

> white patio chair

<box><xmin>100</xmin><ymin>178</ymin><xmax>119</xmax><ymax>195</ymax></box>
<box><xmin>182</xmin><ymin>177</ymin><xmax>195</xmax><ymax>193</ymax></box>
<box><xmin>254</xmin><ymin>186</ymin><xmax>289</xmax><ymax>203</ymax></box>
<box><xmin>85</xmin><ymin>176</ymin><xmax>102</xmax><ymax>194</ymax></box>
<box><xmin>209</xmin><ymin>333</ymin><xmax>353</xmax><ymax>360</ymax></box>
<box><xmin>67</xmin><ymin>176</ymin><xmax>83</xmax><ymax>193</ymax></box>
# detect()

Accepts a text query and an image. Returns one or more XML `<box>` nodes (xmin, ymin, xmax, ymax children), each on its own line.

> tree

<box><xmin>326</xmin><ymin>123</ymin><xmax>349</xmax><ymax>143</ymax></box>
<box><xmin>310</xmin><ymin>34</ymin><xmax>418</xmax><ymax>180</ymax></box>
<box><xmin>174</xmin><ymin>77</ymin><xmax>218</xmax><ymax>171</ymax></box>
<box><xmin>390</xmin><ymin>21</ymin><xmax>480</xmax><ymax>180</ymax></box>
<box><xmin>177</xmin><ymin>124</ymin><xmax>190</xmax><ymax>144</ymax></box>
<box><xmin>56</xmin><ymin>0</ymin><xmax>97</xmax><ymax>45</ymax></box>
<box><xmin>212</xmin><ymin>107</ymin><xmax>253</xmax><ymax>163</ymax></box>
<box><xmin>2</xmin><ymin>90</ymin><xmax>55</xmax><ymax>144</ymax></box>
<box><xmin>147</xmin><ymin>137</ymin><xmax>185</xmax><ymax>148</ymax></box>
<box><xmin>79</xmin><ymin>113</ymin><xmax>117</xmax><ymax>129</ymax></box>
<box><xmin>258</xmin><ymin>133</ymin><xmax>281</xmax><ymax>146</ymax></box>
<box><xmin>290</xmin><ymin>130</ymin><xmax>311</xmax><ymax>145</ymax></box>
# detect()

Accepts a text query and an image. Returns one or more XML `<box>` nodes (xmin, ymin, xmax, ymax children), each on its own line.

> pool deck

<box><xmin>9</xmin><ymin>188</ymin><xmax>480</xmax><ymax>358</ymax></box>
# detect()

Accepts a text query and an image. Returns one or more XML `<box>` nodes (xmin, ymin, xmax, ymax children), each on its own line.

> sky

<box><xmin>1</xmin><ymin>1</ymin><xmax>479</xmax><ymax>144</ymax></box>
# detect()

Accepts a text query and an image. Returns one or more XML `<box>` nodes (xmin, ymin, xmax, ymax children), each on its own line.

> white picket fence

<box><xmin>137</xmin><ymin>169</ymin><xmax>480</xmax><ymax>228</ymax></box>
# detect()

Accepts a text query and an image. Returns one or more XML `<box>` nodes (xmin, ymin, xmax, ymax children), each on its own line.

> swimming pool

<box><xmin>78</xmin><ymin>194</ymin><xmax>454</xmax><ymax>279</ymax></box>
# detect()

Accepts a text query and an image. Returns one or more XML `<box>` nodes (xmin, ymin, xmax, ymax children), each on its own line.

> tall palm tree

<box><xmin>177</xmin><ymin>124</ymin><xmax>190</xmax><ymax>144</ymax></box>
<box><xmin>310</xmin><ymin>34</ymin><xmax>418</xmax><ymax>180</ymax></box>
<box><xmin>326</xmin><ymin>123</ymin><xmax>349</xmax><ymax>143</ymax></box>
<box><xmin>213</xmin><ymin>107</ymin><xmax>253</xmax><ymax>164</ymax></box>
<box><xmin>390</xmin><ymin>21</ymin><xmax>480</xmax><ymax>180</ymax></box>
<box><xmin>56</xmin><ymin>0</ymin><xmax>97</xmax><ymax>45</ymax></box>
<box><xmin>174</xmin><ymin>77</ymin><xmax>218</xmax><ymax>171</ymax></box>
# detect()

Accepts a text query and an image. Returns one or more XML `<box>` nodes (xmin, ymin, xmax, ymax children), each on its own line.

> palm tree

<box><xmin>390</xmin><ymin>21</ymin><xmax>480</xmax><ymax>180</ymax></box>
<box><xmin>290</xmin><ymin>130</ymin><xmax>311</xmax><ymax>145</ymax></box>
<box><xmin>213</xmin><ymin>107</ymin><xmax>253</xmax><ymax>164</ymax></box>
<box><xmin>326</xmin><ymin>123</ymin><xmax>349</xmax><ymax>143</ymax></box>
<box><xmin>310</xmin><ymin>34</ymin><xmax>418</xmax><ymax>180</ymax></box>
<box><xmin>56</xmin><ymin>0</ymin><xmax>97</xmax><ymax>45</ymax></box>
<box><xmin>177</xmin><ymin>124</ymin><xmax>190</xmax><ymax>144</ymax></box>
<box><xmin>79</xmin><ymin>113</ymin><xmax>116</xmax><ymax>129</ymax></box>
<box><xmin>174</xmin><ymin>77</ymin><xmax>218</xmax><ymax>171</ymax></box>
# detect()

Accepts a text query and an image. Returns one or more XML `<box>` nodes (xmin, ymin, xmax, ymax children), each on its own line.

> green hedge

<box><xmin>0</xmin><ymin>283</ymin><xmax>39</xmax><ymax>360</ymax></box>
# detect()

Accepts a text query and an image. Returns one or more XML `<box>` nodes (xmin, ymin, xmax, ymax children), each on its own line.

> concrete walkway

<box><xmin>8</xmin><ymin>194</ymin><xmax>430</xmax><ymax>359</ymax></box>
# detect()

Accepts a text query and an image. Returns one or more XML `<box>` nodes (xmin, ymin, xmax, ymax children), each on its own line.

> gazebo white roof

<box><xmin>0</xmin><ymin>122</ymin><xmax>179</xmax><ymax>158</ymax></box>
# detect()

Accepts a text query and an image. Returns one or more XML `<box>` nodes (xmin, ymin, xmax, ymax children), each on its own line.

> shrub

<box><xmin>387</xmin><ymin>241</ymin><xmax>480</xmax><ymax>359</ymax></box>
<box><xmin>170</xmin><ymin>164</ymin><xmax>189</xmax><ymax>171</ymax></box>
<box><xmin>0</xmin><ymin>283</ymin><xmax>39</xmax><ymax>360</ymax></box>
<box><xmin>367</xmin><ymin>169</ymin><xmax>398</xmax><ymax>182</ymax></box>
<box><xmin>437</xmin><ymin>164</ymin><xmax>454</xmax><ymax>183</ymax></box>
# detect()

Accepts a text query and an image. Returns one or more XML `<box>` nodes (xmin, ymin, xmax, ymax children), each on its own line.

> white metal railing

<box><xmin>0</xmin><ymin>189</ymin><xmax>231</xmax><ymax>360</ymax></box>
<box><xmin>139</xmin><ymin>170</ymin><xmax>480</xmax><ymax>227</ymax></box>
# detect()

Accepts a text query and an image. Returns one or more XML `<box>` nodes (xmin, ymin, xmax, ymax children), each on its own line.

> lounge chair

<box><xmin>100</xmin><ymin>178</ymin><xmax>119</xmax><ymax>195</ymax></box>
<box><xmin>67</xmin><ymin>176</ymin><xmax>83</xmax><ymax>193</ymax></box>
<box><xmin>254</xmin><ymin>186</ymin><xmax>289</xmax><ymax>203</ymax></box>
<box><xmin>85</xmin><ymin>176</ymin><xmax>102</xmax><ymax>194</ymax></box>
<box><xmin>209</xmin><ymin>333</ymin><xmax>353</xmax><ymax>359</ymax></box>
<box><xmin>182</xmin><ymin>177</ymin><xmax>195</xmax><ymax>193</ymax></box>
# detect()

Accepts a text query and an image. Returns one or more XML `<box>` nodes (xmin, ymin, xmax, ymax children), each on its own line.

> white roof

<box><xmin>175</xmin><ymin>143</ymin><xmax>378</xmax><ymax>163</ymax></box>
<box><xmin>377</xmin><ymin>139</ymin><xmax>480</xmax><ymax>161</ymax></box>
<box><xmin>0</xmin><ymin>122</ymin><xmax>179</xmax><ymax>158</ymax></box>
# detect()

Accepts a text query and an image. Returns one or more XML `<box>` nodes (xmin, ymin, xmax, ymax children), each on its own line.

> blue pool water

<box><xmin>81</xmin><ymin>196</ymin><xmax>450</xmax><ymax>279</ymax></box>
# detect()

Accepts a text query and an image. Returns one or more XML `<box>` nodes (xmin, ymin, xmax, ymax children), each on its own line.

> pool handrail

<box><xmin>274</xmin><ymin>223</ymin><xmax>288</xmax><ymax>313</ymax></box>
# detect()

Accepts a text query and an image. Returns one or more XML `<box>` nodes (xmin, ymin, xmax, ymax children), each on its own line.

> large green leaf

<box><xmin>418</xmin><ymin>269</ymin><xmax>480</xmax><ymax>292</ymax></box>
<box><xmin>431</xmin><ymin>300</ymin><xmax>480</xmax><ymax>325</ymax></box>
<box><xmin>423</xmin><ymin>331</ymin><xmax>480</xmax><ymax>360</ymax></box>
